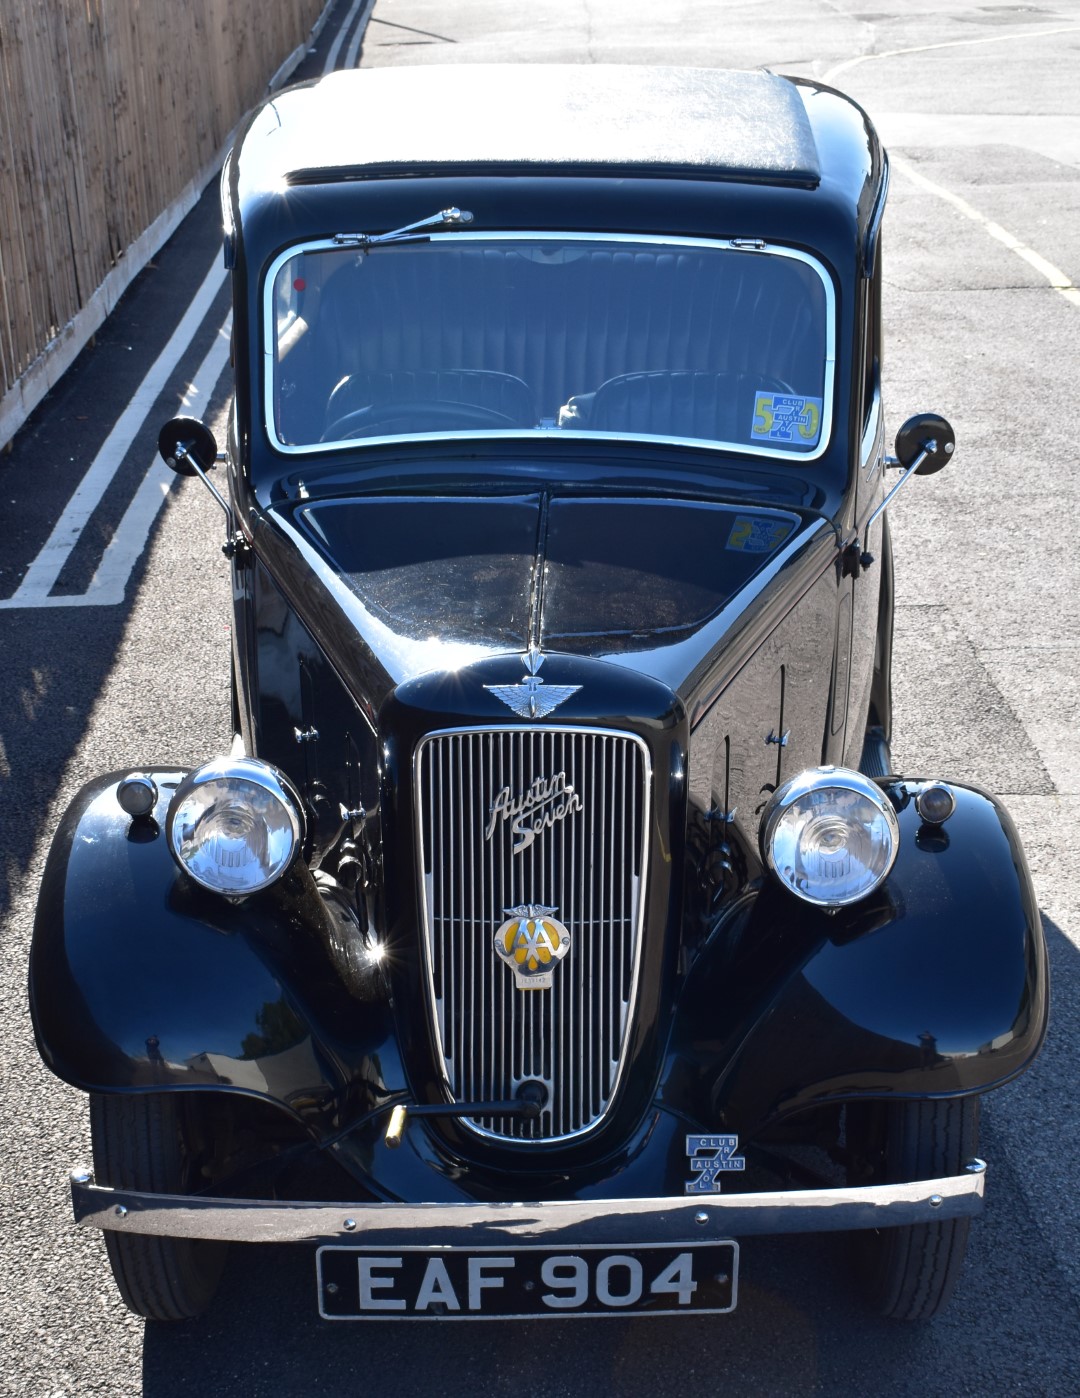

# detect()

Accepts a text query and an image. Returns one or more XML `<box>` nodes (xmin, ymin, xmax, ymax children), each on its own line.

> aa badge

<box><xmin>494</xmin><ymin>904</ymin><xmax>571</xmax><ymax>990</ymax></box>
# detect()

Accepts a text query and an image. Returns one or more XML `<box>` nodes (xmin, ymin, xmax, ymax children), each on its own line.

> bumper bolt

<box><xmin>344</xmin><ymin>1218</ymin><xmax>357</xmax><ymax>1232</ymax></box>
<box><xmin>114</xmin><ymin>1205</ymin><xmax>128</xmax><ymax>1219</ymax></box>
<box><xmin>694</xmin><ymin>1211</ymin><xmax>709</xmax><ymax>1226</ymax></box>
<box><xmin>929</xmin><ymin>1195</ymin><xmax>943</xmax><ymax>1209</ymax></box>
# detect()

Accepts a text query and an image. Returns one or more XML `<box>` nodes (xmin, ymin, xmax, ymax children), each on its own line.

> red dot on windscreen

<box><xmin>293</xmin><ymin>278</ymin><xmax>306</xmax><ymax>292</ymax></box>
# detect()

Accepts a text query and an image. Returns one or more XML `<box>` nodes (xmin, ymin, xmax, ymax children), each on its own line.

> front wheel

<box><xmin>90</xmin><ymin>1093</ymin><xmax>228</xmax><ymax>1321</ymax></box>
<box><xmin>848</xmin><ymin>1097</ymin><xmax>980</xmax><ymax>1321</ymax></box>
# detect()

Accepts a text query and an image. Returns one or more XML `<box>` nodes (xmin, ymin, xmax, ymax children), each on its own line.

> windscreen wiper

<box><xmin>331</xmin><ymin>207</ymin><xmax>474</xmax><ymax>250</ymax></box>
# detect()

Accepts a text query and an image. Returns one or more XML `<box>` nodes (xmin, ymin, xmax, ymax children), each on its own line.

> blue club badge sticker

<box><xmin>685</xmin><ymin>1134</ymin><xmax>746</xmax><ymax>1193</ymax></box>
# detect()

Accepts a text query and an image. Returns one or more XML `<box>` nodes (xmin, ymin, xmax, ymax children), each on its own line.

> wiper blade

<box><xmin>332</xmin><ymin>207</ymin><xmax>474</xmax><ymax>250</ymax></box>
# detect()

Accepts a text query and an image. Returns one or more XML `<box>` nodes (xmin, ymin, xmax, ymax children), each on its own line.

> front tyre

<box><xmin>849</xmin><ymin>1097</ymin><xmax>980</xmax><ymax>1321</ymax></box>
<box><xmin>89</xmin><ymin>1093</ymin><xmax>228</xmax><ymax>1321</ymax></box>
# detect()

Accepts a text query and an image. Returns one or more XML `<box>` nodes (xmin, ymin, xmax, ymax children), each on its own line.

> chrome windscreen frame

<box><xmin>261</xmin><ymin>232</ymin><xmax>838</xmax><ymax>463</ymax></box>
<box><xmin>412</xmin><ymin>724</ymin><xmax>653</xmax><ymax>1145</ymax></box>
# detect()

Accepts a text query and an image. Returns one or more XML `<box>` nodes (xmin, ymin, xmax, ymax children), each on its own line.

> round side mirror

<box><xmin>158</xmin><ymin>417</ymin><xmax>219</xmax><ymax>477</ymax></box>
<box><xmin>894</xmin><ymin>413</ymin><xmax>955</xmax><ymax>476</ymax></box>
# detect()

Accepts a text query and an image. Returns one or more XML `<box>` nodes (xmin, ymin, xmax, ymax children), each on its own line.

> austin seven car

<box><xmin>30</xmin><ymin>64</ymin><xmax>1048</xmax><ymax>1323</ymax></box>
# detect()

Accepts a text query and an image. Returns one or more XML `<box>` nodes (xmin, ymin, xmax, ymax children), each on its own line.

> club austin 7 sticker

<box><xmin>751</xmin><ymin>391</ymin><xmax>823</xmax><ymax>446</ymax></box>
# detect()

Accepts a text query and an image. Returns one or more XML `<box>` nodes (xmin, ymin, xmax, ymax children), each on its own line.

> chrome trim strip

<box><xmin>275</xmin><ymin>425</ymin><xmax>834</xmax><ymax>462</ymax></box>
<box><xmin>70</xmin><ymin>1168</ymin><xmax>985</xmax><ymax>1245</ymax></box>
<box><xmin>860</xmin><ymin>387</ymin><xmax>883</xmax><ymax>480</ymax></box>
<box><xmin>262</xmin><ymin>232</ymin><xmax>837</xmax><ymax>464</ymax></box>
<box><xmin>413</xmin><ymin>726</ymin><xmax>652</xmax><ymax>1144</ymax></box>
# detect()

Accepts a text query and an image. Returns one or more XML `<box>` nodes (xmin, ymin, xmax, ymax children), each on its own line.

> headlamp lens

<box><xmin>763</xmin><ymin>767</ymin><xmax>899</xmax><ymax>907</ymax></box>
<box><xmin>167</xmin><ymin>758</ymin><xmax>302</xmax><ymax>894</ymax></box>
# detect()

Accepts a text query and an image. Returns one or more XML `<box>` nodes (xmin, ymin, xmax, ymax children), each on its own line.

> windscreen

<box><xmin>265</xmin><ymin>234</ymin><xmax>834</xmax><ymax>458</ymax></box>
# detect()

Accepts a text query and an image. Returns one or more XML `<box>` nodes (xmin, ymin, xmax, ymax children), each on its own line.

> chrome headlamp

<box><xmin>762</xmin><ymin>766</ymin><xmax>899</xmax><ymax>909</ymax></box>
<box><xmin>166</xmin><ymin>757</ymin><xmax>304</xmax><ymax>895</ymax></box>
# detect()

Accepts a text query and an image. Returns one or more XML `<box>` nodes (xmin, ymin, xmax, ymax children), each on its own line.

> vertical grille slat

<box><xmin>417</xmin><ymin>726</ymin><xmax>650</xmax><ymax>1143</ymax></box>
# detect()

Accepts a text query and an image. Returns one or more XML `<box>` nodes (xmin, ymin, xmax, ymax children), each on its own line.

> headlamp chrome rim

<box><xmin>165</xmin><ymin>756</ymin><xmax>305</xmax><ymax>895</ymax></box>
<box><xmin>762</xmin><ymin>765</ymin><xmax>899</xmax><ymax>909</ymax></box>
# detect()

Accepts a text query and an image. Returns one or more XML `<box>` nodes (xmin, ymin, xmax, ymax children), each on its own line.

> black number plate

<box><xmin>316</xmin><ymin>1241</ymin><xmax>738</xmax><ymax>1320</ymax></box>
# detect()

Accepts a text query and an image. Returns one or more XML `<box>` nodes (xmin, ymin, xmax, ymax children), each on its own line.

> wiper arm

<box><xmin>332</xmin><ymin>207</ymin><xmax>474</xmax><ymax>250</ymax></box>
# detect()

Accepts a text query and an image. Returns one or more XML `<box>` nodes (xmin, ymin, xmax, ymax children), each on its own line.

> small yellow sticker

<box><xmin>727</xmin><ymin>516</ymin><xmax>794</xmax><ymax>553</ymax></box>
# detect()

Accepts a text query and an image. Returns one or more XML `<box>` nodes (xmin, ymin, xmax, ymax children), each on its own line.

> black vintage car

<box><xmin>31</xmin><ymin>65</ymin><xmax>1047</xmax><ymax>1325</ymax></box>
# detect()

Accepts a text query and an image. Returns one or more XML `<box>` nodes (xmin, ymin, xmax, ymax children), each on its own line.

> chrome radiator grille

<box><xmin>415</xmin><ymin>727</ymin><xmax>650</xmax><ymax>1142</ymax></box>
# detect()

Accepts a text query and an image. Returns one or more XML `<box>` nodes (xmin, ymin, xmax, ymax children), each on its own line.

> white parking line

<box><xmin>80</xmin><ymin>318</ymin><xmax>233</xmax><ymax>607</ymax></box>
<box><xmin>823</xmin><ymin>24</ymin><xmax>1080</xmax><ymax>84</ymax></box>
<box><xmin>891</xmin><ymin>156</ymin><xmax>1080</xmax><ymax>313</ymax></box>
<box><xmin>323</xmin><ymin>0</ymin><xmax>376</xmax><ymax>74</ymax></box>
<box><xmin>821</xmin><ymin>26</ymin><xmax>1080</xmax><ymax>316</ymax></box>
<box><xmin>1</xmin><ymin>255</ymin><xmax>227</xmax><ymax>609</ymax></box>
<box><xmin>344</xmin><ymin>0</ymin><xmax>377</xmax><ymax>68</ymax></box>
<box><xmin>0</xmin><ymin>291</ymin><xmax>231</xmax><ymax>610</ymax></box>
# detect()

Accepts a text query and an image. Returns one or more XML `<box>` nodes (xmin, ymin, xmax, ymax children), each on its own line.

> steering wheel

<box><xmin>322</xmin><ymin>400</ymin><xmax>521</xmax><ymax>441</ymax></box>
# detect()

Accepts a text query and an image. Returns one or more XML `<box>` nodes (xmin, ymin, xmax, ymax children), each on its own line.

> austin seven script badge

<box><xmin>484</xmin><ymin>648</ymin><xmax>581</xmax><ymax>720</ymax></box>
<box><xmin>485</xmin><ymin>770</ymin><xmax>584</xmax><ymax>854</ymax></box>
<box><xmin>494</xmin><ymin>905</ymin><xmax>571</xmax><ymax>990</ymax></box>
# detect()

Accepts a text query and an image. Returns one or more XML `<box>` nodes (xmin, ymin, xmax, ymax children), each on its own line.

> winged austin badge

<box><xmin>484</xmin><ymin>649</ymin><xmax>581</xmax><ymax>720</ymax></box>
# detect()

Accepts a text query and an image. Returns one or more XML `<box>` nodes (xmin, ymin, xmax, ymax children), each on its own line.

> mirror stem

<box><xmin>863</xmin><ymin>439</ymin><xmax>935</xmax><ymax>537</ymax></box>
<box><xmin>173</xmin><ymin>442</ymin><xmax>236</xmax><ymax>541</ymax></box>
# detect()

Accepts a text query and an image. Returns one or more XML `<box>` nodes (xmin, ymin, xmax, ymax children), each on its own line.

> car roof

<box><xmin>251</xmin><ymin>65</ymin><xmax>822</xmax><ymax>189</ymax></box>
<box><xmin>226</xmin><ymin>65</ymin><xmax>886</xmax><ymax>286</ymax></box>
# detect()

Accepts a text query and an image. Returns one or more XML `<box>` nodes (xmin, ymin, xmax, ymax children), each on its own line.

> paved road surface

<box><xmin>1</xmin><ymin>1</ymin><xmax>1077</xmax><ymax>1393</ymax></box>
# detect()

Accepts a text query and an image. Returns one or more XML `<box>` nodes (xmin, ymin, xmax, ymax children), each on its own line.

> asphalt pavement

<box><xmin>1</xmin><ymin>1</ymin><xmax>1077</xmax><ymax>1394</ymax></box>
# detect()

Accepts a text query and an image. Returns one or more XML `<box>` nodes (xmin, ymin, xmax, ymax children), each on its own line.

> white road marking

<box><xmin>820</xmin><ymin>27</ymin><xmax>1080</xmax><ymax>314</ymax></box>
<box><xmin>0</xmin><ymin>308</ymin><xmax>232</xmax><ymax>609</ymax></box>
<box><xmin>891</xmin><ymin>155</ymin><xmax>1080</xmax><ymax>312</ymax></box>
<box><xmin>323</xmin><ymin>0</ymin><xmax>375</xmax><ymax>74</ymax></box>
<box><xmin>823</xmin><ymin>24</ymin><xmax>1080</xmax><ymax>84</ymax></box>
<box><xmin>82</xmin><ymin>318</ymin><xmax>233</xmax><ymax>606</ymax></box>
<box><xmin>344</xmin><ymin>0</ymin><xmax>378</xmax><ymax>68</ymax></box>
<box><xmin>2</xmin><ymin>255</ymin><xmax>227</xmax><ymax>608</ymax></box>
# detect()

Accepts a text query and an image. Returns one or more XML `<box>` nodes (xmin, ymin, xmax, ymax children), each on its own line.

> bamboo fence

<box><xmin>0</xmin><ymin>0</ymin><xmax>328</xmax><ymax>447</ymax></box>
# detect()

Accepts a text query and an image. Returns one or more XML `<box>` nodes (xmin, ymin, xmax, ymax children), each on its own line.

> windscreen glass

<box><xmin>266</xmin><ymin>234</ymin><xmax>834</xmax><ymax>458</ymax></box>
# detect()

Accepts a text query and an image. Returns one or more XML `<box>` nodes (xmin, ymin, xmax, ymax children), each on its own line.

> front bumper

<box><xmin>70</xmin><ymin>1161</ymin><xmax>986</xmax><ymax>1246</ymax></box>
